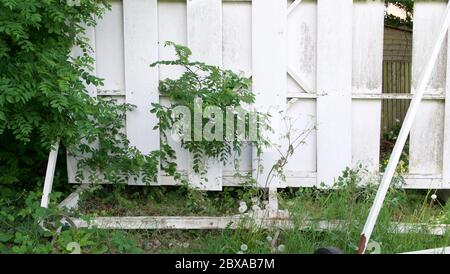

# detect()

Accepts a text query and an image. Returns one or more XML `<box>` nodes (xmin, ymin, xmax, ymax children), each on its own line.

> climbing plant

<box><xmin>150</xmin><ymin>42</ymin><xmax>271</xmax><ymax>181</ymax></box>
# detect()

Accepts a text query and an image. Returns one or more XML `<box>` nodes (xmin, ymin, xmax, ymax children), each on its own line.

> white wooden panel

<box><xmin>158</xmin><ymin>0</ymin><xmax>187</xmax><ymax>80</ymax></box>
<box><xmin>158</xmin><ymin>1</ymin><xmax>189</xmax><ymax>173</ymax></box>
<box><xmin>283</xmin><ymin>99</ymin><xmax>317</xmax><ymax>178</ymax></box>
<box><xmin>352</xmin><ymin>1</ymin><xmax>384</xmax><ymax>172</ymax></box>
<box><xmin>187</xmin><ymin>0</ymin><xmax>222</xmax><ymax>66</ymax></box>
<box><xmin>123</xmin><ymin>0</ymin><xmax>160</xmax><ymax>167</ymax></box>
<box><xmin>287</xmin><ymin>0</ymin><xmax>316</xmax><ymax>94</ymax></box>
<box><xmin>223</xmin><ymin>1</ymin><xmax>252</xmax><ymax>174</ymax></box>
<box><xmin>186</xmin><ymin>0</ymin><xmax>223</xmax><ymax>190</ymax></box>
<box><xmin>95</xmin><ymin>0</ymin><xmax>124</xmax><ymax>91</ymax></box>
<box><xmin>252</xmin><ymin>0</ymin><xmax>287</xmax><ymax>188</ymax></box>
<box><xmin>223</xmin><ymin>1</ymin><xmax>252</xmax><ymax>77</ymax></box>
<box><xmin>410</xmin><ymin>2</ymin><xmax>447</xmax><ymax>175</ymax></box>
<box><xmin>316</xmin><ymin>0</ymin><xmax>353</xmax><ymax>186</ymax></box>
<box><xmin>444</xmin><ymin>31</ymin><xmax>450</xmax><ymax>186</ymax></box>
<box><xmin>67</xmin><ymin>25</ymin><xmax>97</xmax><ymax>183</ymax></box>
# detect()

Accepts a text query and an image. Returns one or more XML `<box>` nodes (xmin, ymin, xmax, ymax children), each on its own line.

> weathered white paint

<box><xmin>67</xmin><ymin>213</ymin><xmax>450</xmax><ymax>235</ymax></box>
<box><xmin>410</xmin><ymin>2</ymin><xmax>447</xmax><ymax>175</ymax></box>
<box><xmin>282</xmin><ymin>100</ymin><xmax>317</xmax><ymax>184</ymax></box>
<box><xmin>41</xmin><ymin>141</ymin><xmax>60</xmax><ymax>208</ymax></box>
<box><xmin>351</xmin><ymin>1</ymin><xmax>384</xmax><ymax>172</ymax></box>
<box><xmin>58</xmin><ymin>185</ymin><xmax>91</xmax><ymax>210</ymax></box>
<box><xmin>401</xmin><ymin>246</ymin><xmax>450</xmax><ymax>254</ymax></box>
<box><xmin>66</xmin><ymin>1</ymin><xmax>450</xmax><ymax>191</ymax></box>
<box><xmin>123</xmin><ymin>0</ymin><xmax>160</xmax><ymax>158</ymax></box>
<box><xmin>359</xmin><ymin>1</ymin><xmax>450</xmax><ymax>254</ymax></box>
<box><xmin>443</xmin><ymin>28</ymin><xmax>450</xmax><ymax>187</ymax></box>
<box><xmin>287</xmin><ymin>0</ymin><xmax>316</xmax><ymax>95</ymax></box>
<box><xmin>251</xmin><ymin>0</ymin><xmax>287</xmax><ymax>189</ymax></box>
<box><xmin>157</xmin><ymin>1</ymin><xmax>190</xmax><ymax>175</ymax></box>
<box><xmin>222</xmin><ymin>0</ymin><xmax>252</xmax><ymax>77</ymax></box>
<box><xmin>186</xmin><ymin>0</ymin><xmax>223</xmax><ymax>190</ymax></box>
<box><xmin>316</xmin><ymin>0</ymin><xmax>353</xmax><ymax>186</ymax></box>
<box><xmin>95</xmin><ymin>0</ymin><xmax>124</xmax><ymax>92</ymax></box>
<box><xmin>67</xmin><ymin>24</ymin><xmax>98</xmax><ymax>184</ymax></box>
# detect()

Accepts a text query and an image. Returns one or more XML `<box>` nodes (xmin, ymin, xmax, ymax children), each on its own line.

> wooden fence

<box><xmin>68</xmin><ymin>0</ymin><xmax>450</xmax><ymax>190</ymax></box>
<box><xmin>382</xmin><ymin>60</ymin><xmax>411</xmax><ymax>131</ymax></box>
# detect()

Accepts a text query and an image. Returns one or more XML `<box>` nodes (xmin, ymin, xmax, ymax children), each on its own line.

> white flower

<box><xmin>278</xmin><ymin>244</ymin><xmax>285</xmax><ymax>252</ymax></box>
<box><xmin>240</xmin><ymin>244</ymin><xmax>248</xmax><ymax>251</ymax></box>
<box><xmin>252</xmin><ymin>205</ymin><xmax>261</xmax><ymax>212</ymax></box>
<box><xmin>238</xmin><ymin>204</ymin><xmax>248</xmax><ymax>213</ymax></box>
<box><xmin>236</xmin><ymin>251</ymin><xmax>244</xmax><ymax>254</ymax></box>
<box><xmin>266</xmin><ymin>236</ymin><xmax>273</xmax><ymax>242</ymax></box>
<box><xmin>431</xmin><ymin>194</ymin><xmax>438</xmax><ymax>200</ymax></box>
<box><xmin>251</xmin><ymin>197</ymin><xmax>259</xmax><ymax>204</ymax></box>
<box><xmin>239</xmin><ymin>201</ymin><xmax>247</xmax><ymax>207</ymax></box>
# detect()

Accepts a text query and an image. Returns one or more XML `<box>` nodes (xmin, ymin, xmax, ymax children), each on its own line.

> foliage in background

<box><xmin>380</xmin><ymin>122</ymin><xmax>409</xmax><ymax>174</ymax></box>
<box><xmin>385</xmin><ymin>0</ymin><xmax>414</xmax><ymax>29</ymax></box>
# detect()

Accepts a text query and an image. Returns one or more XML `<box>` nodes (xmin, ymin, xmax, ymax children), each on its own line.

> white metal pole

<box><xmin>357</xmin><ymin>2</ymin><xmax>450</xmax><ymax>254</ymax></box>
<box><xmin>40</xmin><ymin>140</ymin><xmax>60</xmax><ymax>208</ymax></box>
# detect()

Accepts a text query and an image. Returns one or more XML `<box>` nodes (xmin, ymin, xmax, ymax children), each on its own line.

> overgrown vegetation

<box><xmin>380</xmin><ymin>122</ymin><xmax>409</xmax><ymax>173</ymax></box>
<box><xmin>0</xmin><ymin>0</ymin><xmax>158</xmax><ymax>254</ymax></box>
<box><xmin>150</xmin><ymin>41</ymin><xmax>270</xmax><ymax>182</ymax></box>
<box><xmin>1</xmin><ymin>0</ymin><xmax>448</xmax><ymax>255</ymax></box>
<box><xmin>65</xmin><ymin>167</ymin><xmax>450</xmax><ymax>254</ymax></box>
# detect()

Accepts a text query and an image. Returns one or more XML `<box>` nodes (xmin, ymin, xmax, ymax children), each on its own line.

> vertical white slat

<box><xmin>67</xmin><ymin>25</ymin><xmax>97</xmax><ymax>184</ymax></box>
<box><xmin>287</xmin><ymin>0</ymin><xmax>317</xmax><ymax>95</ymax></box>
<box><xmin>443</xmin><ymin>19</ymin><xmax>450</xmax><ymax>187</ymax></box>
<box><xmin>123</xmin><ymin>0</ymin><xmax>160</xmax><ymax>154</ymax></box>
<box><xmin>410</xmin><ymin>2</ymin><xmax>447</xmax><ymax>176</ymax></box>
<box><xmin>158</xmin><ymin>1</ymin><xmax>190</xmax><ymax>174</ymax></box>
<box><xmin>186</xmin><ymin>0</ymin><xmax>223</xmax><ymax>190</ymax></box>
<box><xmin>95</xmin><ymin>0</ymin><xmax>125</xmax><ymax>92</ymax></box>
<box><xmin>222</xmin><ymin>1</ymin><xmax>252</xmax><ymax>77</ymax></box>
<box><xmin>284</xmin><ymin>0</ymin><xmax>317</xmax><ymax>185</ymax></box>
<box><xmin>251</xmin><ymin>0</ymin><xmax>287</xmax><ymax>188</ymax></box>
<box><xmin>352</xmin><ymin>1</ymin><xmax>384</xmax><ymax>174</ymax></box>
<box><xmin>223</xmin><ymin>1</ymin><xmax>253</xmax><ymax>175</ymax></box>
<box><xmin>316</xmin><ymin>0</ymin><xmax>353</xmax><ymax>186</ymax></box>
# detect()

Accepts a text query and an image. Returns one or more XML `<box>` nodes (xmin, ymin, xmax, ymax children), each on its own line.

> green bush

<box><xmin>0</xmin><ymin>0</ymin><xmax>110</xmax><ymax>186</ymax></box>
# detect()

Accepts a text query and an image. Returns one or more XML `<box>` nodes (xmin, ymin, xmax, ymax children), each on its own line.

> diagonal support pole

<box><xmin>40</xmin><ymin>140</ymin><xmax>60</xmax><ymax>208</ymax></box>
<box><xmin>357</xmin><ymin>2</ymin><xmax>450</xmax><ymax>254</ymax></box>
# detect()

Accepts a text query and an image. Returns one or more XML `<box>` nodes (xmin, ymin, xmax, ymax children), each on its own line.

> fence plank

<box><xmin>443</xmin><ymin>32</ymin><xmax>450</xmax><ymax>187</ymax></box>
<box><xmin>352</xmin><ymin>1</ymin><xmax>384</xmax><ymax>173</ymax></box>
<box><xmin>316</xmin><ymin>0</ymin><xmax>353</xmax><ymax>186</ymax></box>
<box><xmin>284</xmin><ymin>0</ymin><xmax>317</xmax><ymax>182</ymax></box>
<box><xmin>223</xmin><ymin>0</ymin><xmax>253</xmax><ymax>175</ymax></box>
<box><xmin>410</xmin><ymin>2</ymin><xmax>447</xmax><ymax>175</ymax></box>
<box><xmin>158</xmin><ymin>1</ymin><xmax>190</xmax><ymax>174</ymax></box>
<box><xmin>123</xmin><ymin>0</ymin><xmax>160</xmax><ymax>184</ymax></box>
<box><xmin>67</xmin><ymin>25</ymin><xmax>97</xmax><ymax>184</ymax></box>
<box><xmin>95</xmin><ymin>0</ymin><xmax>124</xmax><ymax>92</ymax></box>
<box><xmin>186</xmin><ymin>0</ymin><xmax>223</xmax><ymax>190</ymax></box>
<box><xmin>251</xmin><ymin>0</ymin><xmax>287</xmax><ymax>188</ymax></box>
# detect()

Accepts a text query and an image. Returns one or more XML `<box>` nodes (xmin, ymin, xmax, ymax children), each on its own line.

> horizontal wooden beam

<box><xmin>98</xmin><ymin>89</ymin><xmax>446</xmax><ymax>101</ymax></box>
<box><xmin>69</xmin><ymin>172</ymin><xmax>450</xmax><ymax>189</ymax></box>
<box><xmin>69</xmin><ymin>215</ymin><xmax>450</xmax><ymax>235</ymax></box>
<box><xmin>401</xmin><ymin>246</ymin><xmax>450</xmax><ymax>254</ymax></box>
<box><xmin>286</xmin><ymin>93</ymin><xmax>446</xmax><ymax>100</ymax></box>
